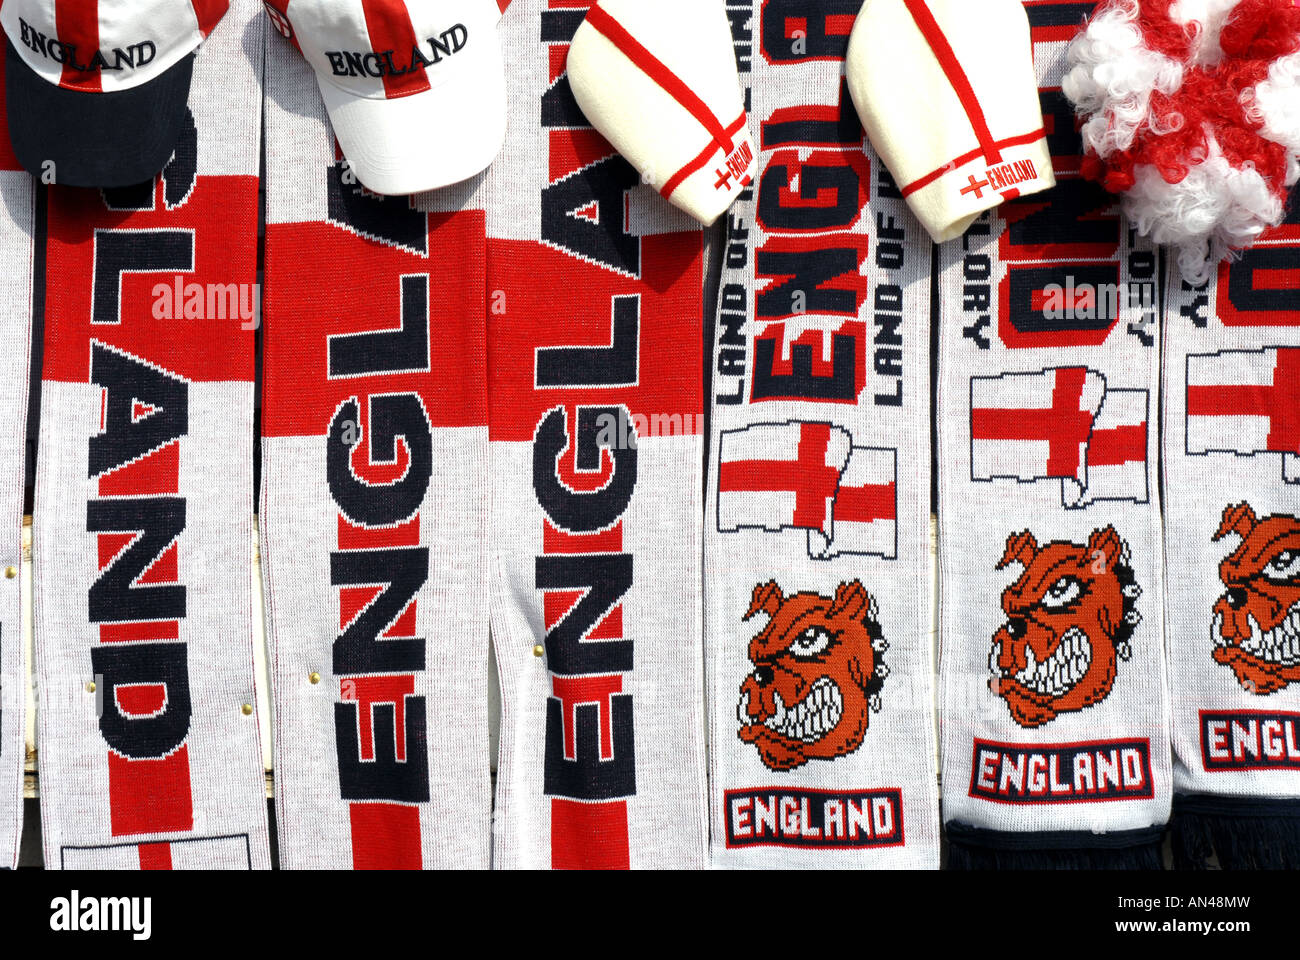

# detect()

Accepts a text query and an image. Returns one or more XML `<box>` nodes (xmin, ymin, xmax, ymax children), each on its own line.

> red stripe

<box><xmin>359</xmin><ymin>0</ymin><xmax>432</xmax><ymax>99</ymax></box>
<box><xmin>836</xmin><ymin>483</ymin><xmax>896</xmax><ymax>523</ymax></box>
<box><xmin>903</xmin><ymin>0</ymin><xmax>1001</xmax><ymax>165</ymax></box>
<box><xmin>661</xmin><ymin>113</ymin><xmax>747</xmax><ymax>199</ymax></box>
<box><xmin>138</xmin><ymin>843</ymin><xmax>173</xmax><ymax>870</ymax></box>
<box><xmin>900</xmin><ymin>129</ymin><xmax>1047</xmax><ymax>197</ymax></box>
<box><xmin>349</xmin><ymin>803</ymin><xmax>422</xmax><ymax>869</ymax></box>
<box><xmin>1088</xmin><ymin>425</ymin><xmax>1146</xmax><ymax>466</ymax></box>
<box><xmin>189</xmin><ymin>0</ymin><xmax>229</xmax><ymax>37</ymax></box>
<box><xmin>551</xmin><ymin>799</ymin><xmax>629</xmax><ymax>870</ymax></box>
<box><xmin>585</xmin><ymin>5</ymin><xmax>733</xmax><ymax>155</ymax></box>
<box><xmin>55</xmin><ymin>0</ymin><xmax>102</xmax><ymax>92</ymax></box>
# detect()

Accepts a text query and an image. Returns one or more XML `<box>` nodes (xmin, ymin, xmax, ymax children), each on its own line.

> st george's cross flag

<box><xmin>970</xmin><ymin>366</ymin><xmax>1106</xmax><ymax>497</ymax></box>
<box><xmin>1186</xmin><ymin>348</ymin><xmax>1300</xmax><ymax>484</ymax></box>
<box><xmin>1062</xmin><ymin>388</ymin><xmax>1150</xmax><ymax>508</ymax></box>
<box><xmin>717</xmin><ymin>421</ymin><xmax>853</xmax><ymax>538</ymax></box>
<box><xmin>808</xmin><ymin>446</ymin><xmax>898</xmax><ymax>560</ymax></box>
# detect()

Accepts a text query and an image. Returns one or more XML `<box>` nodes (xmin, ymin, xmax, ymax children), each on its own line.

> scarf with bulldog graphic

<box><xmin>704</xmin><ymin>0</ymin><xmax>940</xmax><ymax>869</ymax></box>
<box><xmin>1163</xmin><ymin>207</ymin><xmax>1300</xmax><ymax>869</ymax></box>
<box><xmin>934</xmin><ymin>0</ymin><xmax>1173</xmax><ymax>868</ymax></box>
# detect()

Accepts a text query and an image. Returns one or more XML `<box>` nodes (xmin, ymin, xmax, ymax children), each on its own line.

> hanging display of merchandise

<box><xmin>485</xmin><ymin>0</ymin><xmax>710</xmax><ymax>870</ymax></box>
<box><xmin>0</xmin><ymin>42</ymin><xmax>33</xmax><ymax>873</ymax></box>
<box><xmin>935</xmin><ymin>0</ymin><xmax>1173</xmax><ymax>868</ymax></box>
<box><xmin>703</xmin><ymin>0</ymin><xmax>940</xmax><ymax>868</ymax></box>
<box><xmin>29</xmin><ymin>0</ymin><xmax>272</xmax><ymax>869</ymax></box>
<box><xmin>0</xmin><ymin>0</ymin><xmax>1295</xmax><ymax>877</ymax></box>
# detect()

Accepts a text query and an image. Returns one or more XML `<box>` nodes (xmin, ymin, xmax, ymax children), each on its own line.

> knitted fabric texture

<box><xmin>1163</xmin><ymin>201</ymin><xmax>1300</xmax><ymax>869</ymax></box>
<box><xmin>846</xmin><ymin>0</ymin><xmax>1056</xmax><ymax>243</ymax></box>
<box><xmin>485</xmin><ymin>0</ymin><xmax>709</xmax><ymax>870</ymax></box>
<box><xmin>32</xmin><ymin>0</ymin><xmax>271</xmax><ymax>869</ymax></box>
<box><xmin>937</xmin><ymin>0</ymin><xmax>1173</xmax><ymax>868</ymax></box>
<box><xmin>260</xmin><ymin>12</ymin><xmax>493</xmax><ymax>869</ymax></box>
<box><xmin>704</xmin><ymin>0</ymin><xmax>940</xmax><ymax>869</ymax></box>
<box><xmin>1064</xmin><ymin>0</ymin><xmax>1300</xmax><ymax>285</ymax></box>
<box><xmin>0</xmin><ymin>41</ymin><xmax>33</xmax><ymax>871</ymax></box>
<box><xmin>566</xmin><ymin>0</ymin><xmax>756</xmax><ymax>226</ymax></box>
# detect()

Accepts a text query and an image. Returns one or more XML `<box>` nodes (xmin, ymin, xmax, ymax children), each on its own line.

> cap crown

<box><xmin>1</xmin><ymin>0</ymin><xmax>227</xmax><ymax>92</ymax></box>
<box><xmin>264</xmin><ymin>0</ymin><xmax>500</xmax><ymax>102</ymax></box>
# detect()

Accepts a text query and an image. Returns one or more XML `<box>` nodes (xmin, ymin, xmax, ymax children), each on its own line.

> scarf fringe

<box><xmin>1171</xmin><ymin>796</ymin><xmax>1300</xmax><ymax>870</ymax></box>
<box><xmin>946</xmin><ymin>821</ymin><xmax>1163</xmax><ymax>870</ymax></box>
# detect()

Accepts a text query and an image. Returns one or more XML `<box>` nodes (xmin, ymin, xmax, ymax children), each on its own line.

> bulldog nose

<box><xmin>1226</xmin><ymin>588</ymin><xmax>1248</xmax><ymax>609</ymax></box>
<box><xmin>753</xmin><ymin>665</ymin><xmax>774</xmax><ymax>687</ymax></box>
<box><xmin>1006</xmin><ymin>618</ymin><xmax>1028</xmax><ymax>638</ymax></box>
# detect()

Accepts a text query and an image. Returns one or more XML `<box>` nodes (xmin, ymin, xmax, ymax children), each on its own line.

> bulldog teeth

<box><xmin>761</xmin><ymin>677</ymin><xmax>845</xmax><ymax>743</ymax></box>
<box><xmin>1013</xmin><ymin>628</ymin><xmax>1093</xmax><ymax>697</ymax></box>
<box><xmin>1239</xmin><ymin>604</ymin><xmax>1300</xmax><ymax>666</ymax></box>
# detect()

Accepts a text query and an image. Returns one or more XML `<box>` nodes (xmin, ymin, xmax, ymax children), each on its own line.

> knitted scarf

<box><xmin>32</xmin><ymin>0</ymin><xmax>271</xmax><ymax>869</ymax></box>
<box><xmin>704</xmin><ymin>0</ymin><xmax>941</xmax><ymax>868</ymax></box>
<box><xmin>260</xmin><ymin>12</ymin><xmax>493</xmax><ymax>868</ymax></box>
<box><xmin>485</xmin><ymin>0</ymin><xmax>710</xmax><ymax>870</ymax></box>
<box><xmin>0</xmin><ymin>42</ymin><xmax>34</xmax><ymax>871</ymax></box>
<box><xmin>1164</xmin><ymin>205</ymin><xmax>1300</xmax><ymax>869</ymax></box>
<box><xmin>936</xmin><ymin>0</ymin><xmax>1172</xmax><ymax>869</ymax></box>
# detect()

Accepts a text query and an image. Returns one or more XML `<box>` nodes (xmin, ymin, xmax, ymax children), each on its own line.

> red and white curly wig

<box><xmin>1064</xmin><ymin>0</ymin><xmax>1300</xmax><ymax>283</ymax></box>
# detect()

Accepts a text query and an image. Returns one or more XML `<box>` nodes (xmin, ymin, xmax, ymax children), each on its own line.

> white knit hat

<box><xmin>567</xmin><ymin>0</ymin><xmax>755</xmax><ymax>225</ymax></box>
<box><xmin>846</xmin><ymin>0</ymin><xmax>1056</xmax><ymax>243</ymax></box>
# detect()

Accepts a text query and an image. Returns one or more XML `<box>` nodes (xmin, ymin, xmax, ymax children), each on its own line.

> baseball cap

<box><xmin>265</xmin><ymin>0</ymin><xmax>506</xmax><ymax>196</ymax></box>
<box><xmin>846</xmin><ymin>0</ymin><xmax>1055</xmax><ymax>243</ymax></box>
<box><xmin>566</xmin><ymin>0</ymin><xmax>755</xmax><ymax>225</ymax></box>
<box><xmin>1</xmin><ymin>0</ymin><xmax>228</xmax><ymax>188</ymax></box>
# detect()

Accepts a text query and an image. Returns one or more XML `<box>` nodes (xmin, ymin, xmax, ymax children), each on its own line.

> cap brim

<box><xmin>5</xmin><ymin>38</ymin><xmax>194</xmax><ymax>189</ymax></box>
<box><xmin>319</xmin><ymin>39</ymin><xmax>507</xmax><ymax>197</ymax></box>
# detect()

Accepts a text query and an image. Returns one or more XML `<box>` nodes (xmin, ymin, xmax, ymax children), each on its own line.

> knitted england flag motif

<box><xmin>260</xmin><ymin>12</ymin><xmax>493</xmax><ymax>869</ymax></box>
<box><xmin>0</xmin><ymin>41</ymin><xmax>34</xmax><ymax>870</ymax></box>
<box><xmin>704</xmin><ymin>0</ymin><xmax>940</xmax><ymax>869</ymax></box>
<box><xmin>485</xmin><ymin>0</ymin><xmax>709</xmax><ymax>870</ymax></box>
<box><xmin>32</xmin><ymin>0</ymin><xmax>271</xmax><ymax>869</ymax></box>
<box><xmin>1164</xmin><ymin>201</ymin><xmax>1300</xmax><ymax>869</ymax></box>
<box><xmin>936</xmin><ymin>0</ymin><xmax>1172</xmax><ymax>869</ymax></box>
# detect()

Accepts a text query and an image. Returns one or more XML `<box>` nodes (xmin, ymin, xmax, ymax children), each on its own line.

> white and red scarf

<box><xmin>260</xmin><ymin>11</ymin><xmax>494</xmax><ymax>869</ymax></box>
<box><xmin>704</xmin><ymin>0</ymin><xmax>941</xmax><ymax>868</ymax></box>
<box><xmin>31</xmin><ymin>0</ymin><xmax>271</xmax><ymax>869</ymax></box>
<box><xmin>0</xmin><ymin>42</ymin><xmax>35</xmax><ymax>870</ymax></box>
<box><xmin>936</xmin><ymin>0</ymin><xmax>1173</xmax><ymax>868</ymax></box>
<box><xmin>1163</xmin><ymin>203</ymin><xmax>1300</xmax><ymax>869</ymax></box>
<box><xmin>485</xmin><ymin>0</ymin><xmax>710</xmax><ymax>869</ymax></box>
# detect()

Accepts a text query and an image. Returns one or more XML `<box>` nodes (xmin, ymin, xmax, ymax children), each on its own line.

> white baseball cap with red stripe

<box><xmin>566</xmin><ymin>0</ymin><xmax>755</xmax><ymax>226</ymax></box>
<box><xmin>265</xmin><ymin>0</ymin><xmax>506</xmax><ymax>196</ymax></box>
<box><xmin>1</xmin><ymin>0</ymin><xmax>229</xmax><ymax>187</ymax></box>
<box><xmin>846</xmin><ymin>0</ymin><xmax>1056</xmax><ymax>243</ymax></box>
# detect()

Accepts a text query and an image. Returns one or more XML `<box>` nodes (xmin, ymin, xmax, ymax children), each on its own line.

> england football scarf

<box><xmin>0</xmin><ymin>43</ymin><xmax>34</xmax><ymax>871</ymax></box>
<box><xmin>1163</xmin><ymin>207</ymin><xmax>1300</xmax><ymax>869</ymax></box>
<box><xmin>485</xmin><ymin>0</ymin><xmax>709</xmax><ymax>870</ymax></box>
<box><xmin>935</xmin><ymin>0</ymin><xmax>1172</xmax><ymax>869</ymax></box>
<box><xmin>704</xmin><ymin>0</ymin><xmax>940</xmax><ymax>868</ymax></box>
<box><xmin>32</xmin><ymin>0</ymin><xmax>271</xmax><ymax>869</ymax></box>
<box><xmin>260</xmin><ymin>18</ymin><xmax>493</xmax><ymax>868</ymax></box>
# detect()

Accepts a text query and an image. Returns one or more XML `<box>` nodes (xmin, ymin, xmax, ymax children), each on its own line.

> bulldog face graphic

<box><xmin>1212</xmin><ymin>503</ymin><xmax>1300</xmax><ymax>695</ymax></box>
<box><xmin>736</xmin><ymin>580</ymin><xmax>888</xmax><ymax>772</ymax></box>
<box><xmin>990</xmin><ymin>526</ymin><xmax>1142</xmax><ymax>728</ymax></box>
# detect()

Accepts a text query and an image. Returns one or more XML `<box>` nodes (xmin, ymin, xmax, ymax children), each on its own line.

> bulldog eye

<box><xmin>789</xmin><ymin>626</ymin><xmax>834</xmax><ymax>659</ymax></box>
<box><xmin>1040</xmin><ymin>576</ymin><xmax>1083</xmax><ymax>610</ymax></box>
<box><xmin>1262</xmin><ymin>550</ymin><xmax>1300</xmax><ymax>583</ymax></box>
